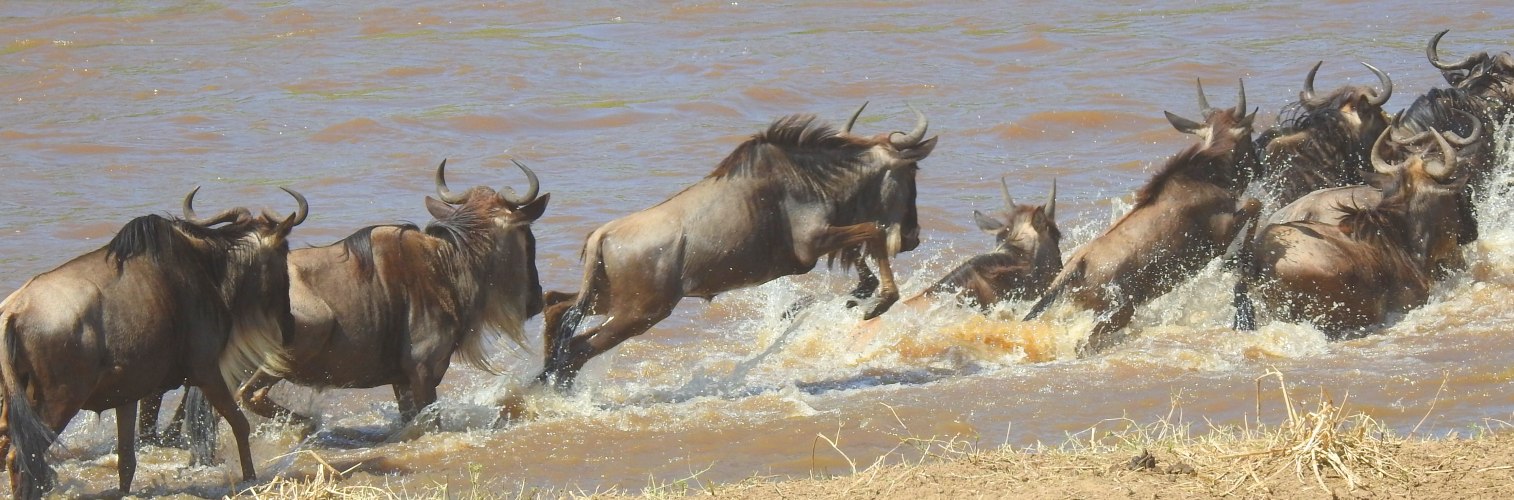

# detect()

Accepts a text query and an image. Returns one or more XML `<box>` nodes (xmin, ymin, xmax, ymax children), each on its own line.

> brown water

<box><xmin>3</xmin><ymin>1</ymin><xmax>1514</xmax><ymax>496</ymax></box>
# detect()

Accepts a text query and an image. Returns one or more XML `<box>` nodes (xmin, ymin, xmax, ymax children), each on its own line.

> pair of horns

<box><xmin>999</xmin><ymin>175</ymin><xmax>1057</xmax><ymax>220</ymax></box>
<box><xmin>1301</xmin><ymin>61</ymin><xmax>1392</xmax><ymax>107</ymax></box>
<box><xmin>1371</xmin><ymin>125</ymin><xmax>1458</xmax><ymax>182</ymax></box>
<box><xmin>434</xmin><ymin>158</ymin><xmax>540</xmax><ymax>206</ymax></box>
<box><xmin>182</xmin><ymin>186</ymin><xmax>308</xmax><ymax>229</ymax></box>
<box><xmin>1165</xmin><ymin>78</ymin><xmax>1251</xmax><ymax>134</ymax></box>
<box><xmin>841</xmin><ymin>101</ymin><xmax>930</xmax><ymax>150</ymax></box>
<box><xmin>1388</xmin><ymin>108</ymin><xmax>1482</xmax><ymax>149</ymax></box>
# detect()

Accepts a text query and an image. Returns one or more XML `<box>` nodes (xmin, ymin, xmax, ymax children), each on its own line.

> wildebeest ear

<box><xmin>1165</xmin><ymin>111</ymin><xmax>1203</xmax><ymax>135</ymax></box>
<box><xmin>513</xmin><ymin>192</ymin><xmax>550</xmax><ymax>222</ymax></box>
<box><xmin>424</xmin><ymin>196</ymin><xmax>456</xmax><ymax>219</ymax></box>
<box><xmin>972</xmin><ymin>210</ymin><xmax>1005</xmax><ymax>233</ymax></box>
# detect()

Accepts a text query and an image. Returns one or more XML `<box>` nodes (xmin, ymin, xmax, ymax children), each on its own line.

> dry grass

<box><xmin>230</xmin><ymin>370</ymin><xmax>1514</xmax><ymax>499</ymax></box>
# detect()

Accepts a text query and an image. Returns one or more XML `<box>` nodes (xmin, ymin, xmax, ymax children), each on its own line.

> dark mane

<box><xmin>425</xmin><ymin>198</ymin><xmax>495</xmax><ymax>260</ymax></box>
<box><xmin>1336</xmin><ymin>198</ymin><xmax>1410</xmax><ymax>249</ymax></box>
<box><xmin>338</xmin><ymin>224</ymin><xmax>418</xmax><ymax>276</ymax></box>
<box><xmin>706</xmin><ymin>114</ymin><xmax>876</xmax><ymax>198</ymax></box>
<box><xmin>1401</xmin><ymin>87</ymin><xmax>1489</xmax><ymax>137</ymax></box>
<box><xmin>105</xmin><ymin>214</ymin><xmax>239</xmax><ymax>277</ymax></box>
<box><xmin>1133</xmin><ymin>136</ymin><xmax>1244</xmax><ymax>208</ymax></box>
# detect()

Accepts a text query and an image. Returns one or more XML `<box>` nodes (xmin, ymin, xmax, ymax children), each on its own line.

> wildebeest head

<box><xmin>836</xmin><ymin>102</ymin><xmax>939</xmax><ymax>256</ymax></box>
<box><xmin>1284</xmin><ymin>62</ymin><xmax>1393</xmax><ymax>156</ymax></box>
<box><xmin>1365</xmin><ymin>126</ymin><xmax>1470</xmax><ymax>274</ymax></box>
<box><xmin>972</xmin><ymin>175</ymin><xmax>1061</xmax><ymax>270</ymax></box>
<box><xmin>1427</xmin><ymin>30</ymin><xmax>1514</xmax><ymax>99</ymax></box>
<box><xmin>430</xmin><ymin>158</ymin><xmax>550</xmax><ymax>321</ymax></box>
<box><xmin>179</xmin><ymin>186</ymin><xmax>308</xmax><ymax>386</ymax></box>
<box><xmin>1163</xmin><ymin>78</ymin><xmax>1259</xmax><ymax>189</ymax></box>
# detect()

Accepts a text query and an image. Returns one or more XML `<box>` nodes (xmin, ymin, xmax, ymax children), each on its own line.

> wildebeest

<box><xmin>234</xmin><ymin>159</ymin><xmax>548</xmax><ymax>426</ymax></box>
<box><xmin>1024</xmin><ymin>80</ymin><xmax>1261</xmax><ymax>356</ymax></box>
<box><xmin>1233</xmin><ymin>128</ymin><xmax>1469</xmax><ymax>335</ymax></box>
<box><xmin>1254</xmin><ymin>62</ymin><xmax>1393</xmax><ymax>205</ymax></box>
<box><xmin>1427</xmin><ymin>29</ymin><xmax>1514</xmax><ymax>113</ymax></box>
<box><xmin>0</xmin><ymin>188</ymin><xmax>305</xmax><ymax>498</ymax></box>
<box><xmin>904</xmin><ymin>176</ymin><xmax>1061</xmax><ymax>313</ymax></box>
<box><xmin>538</xmin><ymin>105</ymin><xmax>937</xmax><ymax>387</ymax></box>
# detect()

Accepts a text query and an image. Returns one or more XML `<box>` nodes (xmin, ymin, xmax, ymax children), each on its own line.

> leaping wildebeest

<box><xmin>538</xmin><ymin>105</ymin><xmax>937</xmax><ymax>387</ymax></box>
<box><xmin>0</xmin><ymin>188</ymin><xmax>306</xmax><ymax>498</ymax></box>
<box><xmin>1023</xmin><ymin>80</ymin><xmax>1261</xmax><ymax>356</ymax></box>
<box><xmin>1233</xmin><ymin>128</ymin><xmax>1470</xmax><ymax>335</ymax></box>
<box><xmin>904</xmin><ymin>176</ymin><xmax>1062</xmax><ymax>313</ymax></box>
<box><xmin>234</xmin><ymin>159</ymin><xmax>548</xmax><ymax>426</ymax></box>
<box><xmin>1254</xmin><ymin>62</ymin><xmax>1394</xmax><ymax>206</ymax></box>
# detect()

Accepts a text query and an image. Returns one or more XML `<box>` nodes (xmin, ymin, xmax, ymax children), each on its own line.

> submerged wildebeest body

<box><xmin>1253</xmin><ymin>62</ymin><xmax>1393</xmax><ymax>206</ymax></box>
<box><xmin>1024</xmin><ymin>80</ymin><xmax>1261</xmax><ymax>356</ymax></box>
<box><xmin>1234</xmin><ymin>128</ymin><xmax>1470</xmax><ymax>336</ymax></box>
<box><xmin>231</xmin><ymin>160</ymin><xmax>548</xmax><ymax>425</ymax></box>
<box><xmin>907</xmin><ymin>177</ymin><xmax>1061</xmax><ymax>313</ymax></box>
<box><xmin>0</xmin><ymin>188</ymin><xmax>305</xmax><ymax>498</ymax></box>
<box><xmin>538</xmin><ymin>106</ymin><xmax>937</xmax><ymax>387</ymax></box>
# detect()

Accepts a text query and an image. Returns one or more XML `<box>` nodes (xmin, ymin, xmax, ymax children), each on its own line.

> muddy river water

<box><xmin>2</xmin><ymin>1</ymin><xmax>1512</xmax><ymax>496</ymax></box>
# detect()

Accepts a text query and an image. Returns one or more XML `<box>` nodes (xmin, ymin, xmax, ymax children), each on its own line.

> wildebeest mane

<box><xmin>105</xmin><ymin>214</ymin><xmax>241</xmax><ymax>276</ymax></box>
<box><xmin>1133</xmin><ymin>135</ymin><xmax>1245</xmax><ymax>209</ymax></box>
<box><xmin>707</xmin><ymin>114</ymin><xmax>877</xmax><ymax>199</ymax></box>
<box><xmin>425</xmin><ymin>201</ymin><xmax>495</xmax><ymax>259</ymax></box>
<box><xmin>338</xmin><ymin>224</ymin><xmax>419</xmax><ymax>277</ymax></box>
<box><xmin>1335</xmin><ymin>198</ymin><xmax>1410</xmax><ymax>250</ymax></box>
<box><xmin>1401</xmin><ymin>87</ymin><xmax>1489</xmax><ymax>137</ymax></box>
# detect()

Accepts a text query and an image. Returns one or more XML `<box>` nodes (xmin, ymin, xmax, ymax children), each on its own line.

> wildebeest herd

<box><xmin>0</xmin><ymin>30</ymin><xmax>1511</xmax><ymax>498</ymax></box>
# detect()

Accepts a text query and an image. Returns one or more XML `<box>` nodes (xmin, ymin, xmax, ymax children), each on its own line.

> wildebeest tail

<box><xmin>1023</xmin><ymin>263</ymin><xmax>1080</xmax><ymax>321</ymax></box>
<box><xmin>547</xmin><ymin>232</ymin><xmax>605</xmax><ymax>374</ymax></box>
<box><xmin>180</xmin><ymin>387</ymin><xmax>219</xmax><ymax>467</ymax></box>
<box><xmin>1232</xmin><ymin>219</ymin><xmax>1261</xmax><ymax>331</ymax></box>
<box><xmin>0</xmin><ymin>312</ymin><xmax>58</xmax><ymax>497</ymax></box>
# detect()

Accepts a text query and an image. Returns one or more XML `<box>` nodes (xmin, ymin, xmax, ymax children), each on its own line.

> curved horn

<box><xmin>1235</xmin><ymin>78</ymin><xmax>1247</xmax><ymax>118</ymax></box>
<box><xmin>1195</xmin><ymin>78</ymin><xmax>1212</xmax><ymax>114</ymax></box>
<box><xmin>1301</xmin><ymin>61</ymin><xmax>1322</xmax><ymax>102</ymax></box>
<box><xmin>889</xmin><ymin>104</ymin><xmax>928</xmax><ymax>149</ymax></box>
<box><xmin>1045</xmin><ymin>178</ymin><xmax>1057</xmax><ymax>221</ymax></box>
<box><xmin>499</xmin><ymin>159</ymin><xmax>541</xmax><ymax>206</ymax></box>
<box><xmin>1427</xmin><ymin>29</ymin><xmax>1480</xmax><ymax>71</ymax></box>
<box><xmin>434</xmin><ymin>159</ymin><xmax>470</xmax><ymax>204</ymax></box>
<box><xmin>279</xmin><ymin>187</ymin><xmax>309</xmax><ymax>228</ymax></box>
<box><xmin>1427</xmin><ymin>127</ymin><xmax>1457</xmax><ymax>181</ymax></box>
<box><xmin>998</xmin><ymin>174</ymin><xmax>1016</xmax><ymax>210</ymax></box>
<box><xmin>181</xmin><ymin>186</ymin><xmax>246</xmax><ymax>226</ymax></box>
<box><xmin>1362</xmin><ymin>62</ymin><xmax>1392</xmax><ymax>107</ymax></box>
<box><xmin>1370</xmin><ymin>127</ymin><xmax>1402</xmax><ymax>174</ymax></box>
<box><xmin>842</xmin><ymin>101</ymin><xmax>869</xmax><ymax>134</ymax></box>
<box><xmin>1443</xmin><ymin>108</ymin><xmax>1483</xmax><ymax>147</ymax></box>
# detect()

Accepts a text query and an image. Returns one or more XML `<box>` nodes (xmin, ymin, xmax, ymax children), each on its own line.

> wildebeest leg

<box><xmin>393</xmin><ymin>385</ymin><xmax>418</xmax><ymax>422</ymax></box>
<box><xmin>136</xmin><ymin>391</ymin><xmax>165</xmax><ymax>447</ymax></box>
<box><xmin>845</xmin><ymin>250</ymin><xmax>880</xmax><ymax>307</ymax></box>
<box><xmin>236</xmin><ymin>369</ymin><xmax>309</xmax><ymax>426</ymax></box>
<box><xmin>552</xmin><ymin>304</ymin><xmax>676</xmax><ymax>389</ymax></box>
<box><xmin>197</xmin><ymin>382</ymin><xmax>256</xmax><ymax>481</ymax></box>
<box><xmin>115</xmin><ymin>403</ymin><xmax>137</xmax><ymax>494</ymax></box>
<box><xmin>812</xmin><ymin>223</ymin><xmax>899</xmax><ymax>320</ymax></box>
<box><xmin>540</xmin><ymin>291</ymin><xmax>579</xmax><ymax>363</ymax></box>
<box><xmin>1079</xmin><ymin>303</ymin><xmax>1136</xmax><ymax>357</ymax></box>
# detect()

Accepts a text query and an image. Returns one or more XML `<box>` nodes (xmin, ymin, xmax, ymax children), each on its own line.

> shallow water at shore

<box><xmin>2</xmin><ymin>1</ymin><xmax>1513</xmax><ymax>496</ymax></box>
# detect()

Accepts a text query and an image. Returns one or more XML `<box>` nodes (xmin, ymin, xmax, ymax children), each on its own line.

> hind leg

<box><xmin>196</xmin><ymin>382</ymin><xmax>256</xmax><ymax>482</ymax></box>
<box><xmin>236</xmin><ymin>369</ymin><xmax>309</xmax><ymax>426</ymax></box>
<box><xmin>540</xmin><ymin>291</ymin><xmax>579</xmax><ymax>365</ymax></box>
<box><xmin>544</xmin><ymin>302</ymin><xmax>676</xmax><ymax>389</ymax></box>
<box><xmin>136</xmin><ymin>391</ymin><xmax>166</xmax><ymax>447</ymax></box>
<box><xmin>115</xmin><ymin>403</ymin><xmax>138</xmax><ymax>494</ymax></box>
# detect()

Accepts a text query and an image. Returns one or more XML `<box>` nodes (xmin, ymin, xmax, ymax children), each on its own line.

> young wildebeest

<box><xmin>1023</xmin><ymin>80</ymin><xmax>1261</xmax><ymax>356</ymax></box>
<box><xmin>904</xmin><ymin>177</ymin><xmax>1061</xmax><ymax>313</ymax></box>
<box><xmin>538</xmin><ymin>106</ymin><xmax>937</xmax><ymax>388</ymax></box>
<box><xmin>233</xmin><ymin>160</ymin><xmax>548</xmax><ymax>425</ymax></box>
<box><xmin>0</xmin><ymin>188</ymin><xmax>305</xmax><ymax>498</ymax></box>
<box><xmin>1234</xmin><ymin>129</ymin><xmax>1469</xmax><ymax>336</ymax></box>
<box><xmin>1254</xmin><ymin>61</ymin><xmax>1393</xmax><ymax>206</ymax></box>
